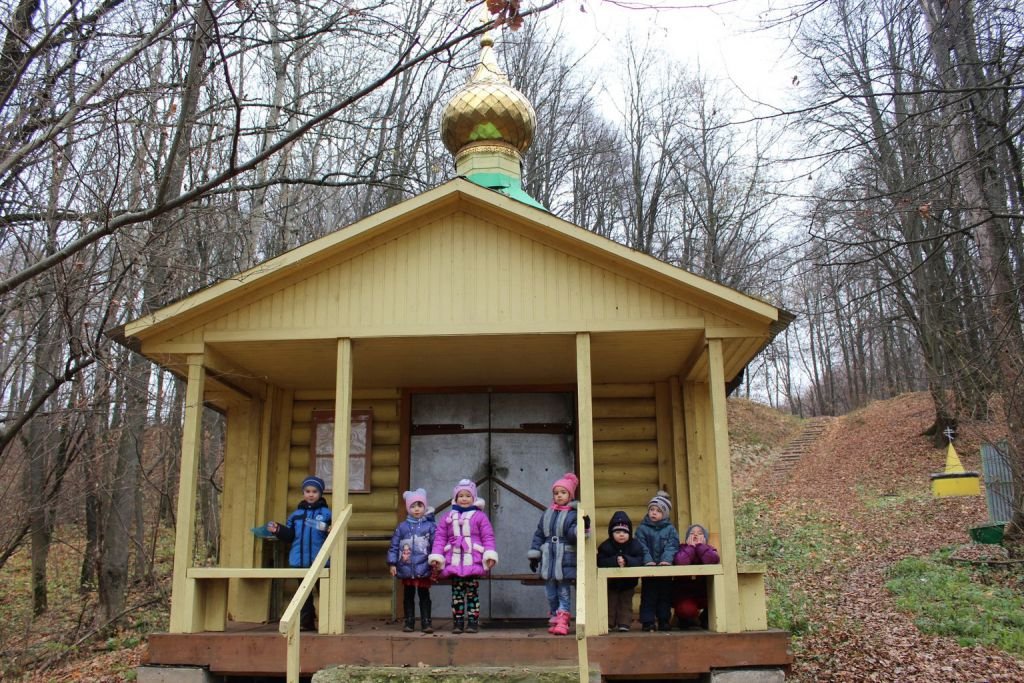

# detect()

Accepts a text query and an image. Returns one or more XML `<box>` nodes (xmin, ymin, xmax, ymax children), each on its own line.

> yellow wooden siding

<box><xmin>220</xmin><ymin>399</ymin><xmax>268</xmax><ymax>622</ymax></box>
<box><xmin>165</xmin><ymin>213</ymin><xmax>743</xmax><ymax>344</ymax></box>
<box><xmin>682</xmin><ymin>381</ymin><xmax>721</xmax><ymax>535</ymax></box>
<box><xmin>266</xmin><ymin>389</ymin><xmax>294</xmax><ymax>533</ymax></box>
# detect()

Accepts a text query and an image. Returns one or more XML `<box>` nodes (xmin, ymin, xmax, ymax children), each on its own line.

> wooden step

<box><xmin>762</xmin><ymin>417</ymin><xmax>833</xmax><ymax>486</ymax></box>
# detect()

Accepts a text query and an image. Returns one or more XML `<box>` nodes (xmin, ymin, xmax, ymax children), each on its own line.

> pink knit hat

<box><xmin>403</xmin><ymin>488</ymin><xmax>427</xmax><ymax>513</ymax></box>
<box><xmin>452</xmin><ymin>478</ymin><xmax>478</xmax><ymax>503</ymax></box>
<box><xmin>552</xmin><ymin>472</ymin><xmax>579</xmax><ymax>501</ymax></box>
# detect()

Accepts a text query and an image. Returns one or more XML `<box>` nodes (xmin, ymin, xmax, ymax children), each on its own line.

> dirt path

<box><xmin>764</xmin><ymin>394</ymin><xmax>1024</xmax><ymax>682</ymax></box>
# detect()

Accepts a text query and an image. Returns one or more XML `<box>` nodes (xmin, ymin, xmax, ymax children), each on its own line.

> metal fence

<box><xmin>981</xmin><ymin>441</ymin><xmax>1014</xmax><ymax>523</ymax></box>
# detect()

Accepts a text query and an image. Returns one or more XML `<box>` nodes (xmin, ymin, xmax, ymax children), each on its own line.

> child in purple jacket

<box><xmin>387</xmin><ymin>488</ymin><xmax>437</xmax><ymax>633</ymax></box>
<box><xmin>429</xmin><ymin>479</ymin><xmax>498</xmax><ymax>634</ymax></box>
<box><xmin>673</xmin><ymin>523</ymin><xmax>720</xmax><ymax>629</ymax></box>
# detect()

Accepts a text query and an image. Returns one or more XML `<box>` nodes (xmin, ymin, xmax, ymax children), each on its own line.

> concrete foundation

<box><xmin>708</xmin><ymin>668</ymin><xmax>785</xmax><ymax>683</ymax></box>
<box><xmin>137</xmin><ymin>665</ymin><xmax>221</xmax><ymax>683</ymax></box>
<box><xmin>313</xmin><ymin>665</ymin><xmax>602</xmax><ymax>683</ymax></box>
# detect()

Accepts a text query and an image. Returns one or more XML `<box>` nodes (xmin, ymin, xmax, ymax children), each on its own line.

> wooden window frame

<box><xmin>310</xmin><ymin>409</ymin><xmax>373</xmax><ymax>494</ymax></box>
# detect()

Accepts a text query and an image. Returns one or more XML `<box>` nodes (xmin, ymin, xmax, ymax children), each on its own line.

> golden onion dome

<box><xmin>441</xmin><ymin>33</ymin><xmax>536</xmax><ymax>157</ymax></box>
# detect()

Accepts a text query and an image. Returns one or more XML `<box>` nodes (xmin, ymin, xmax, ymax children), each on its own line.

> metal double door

<box><xmin>410</xmin><ymin>392</ymin><xmax>575</xmax><ymax>620</ymax></box>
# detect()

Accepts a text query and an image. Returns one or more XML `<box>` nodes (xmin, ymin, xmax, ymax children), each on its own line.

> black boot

<box><xmin>402</xmin><ymin>588</ymin><xmax>416</xmax><ymax>632</ymax></box>
<box><xmin>419</xmin><ymin>590</ymin><xmax>433</xmax><ymax>633</ymax></box>
<box><xmin>300</xmin><ymin>596</ymin><xmax>316</xmax><ymax>631</ymax></box>
<box><xmin>452</xmin><ymin>618</ymin><xmax>464</xmax><ymax>634</ymax></box>
<box><xmin>465</xmin><ymin>617</ymin><xmax>479</xmax><ymax>633</ymax></box>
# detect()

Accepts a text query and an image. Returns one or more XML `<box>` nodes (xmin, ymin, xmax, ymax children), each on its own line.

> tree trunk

<box><xmin>97</xmin><ymin>0</ymin><xmax>215</xmax><ymax>624</ymax></box>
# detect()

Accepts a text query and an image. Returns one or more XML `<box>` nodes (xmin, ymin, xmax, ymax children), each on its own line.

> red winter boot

<box><xmin>549</xmin><ymin>610</ymin><xmax>570</xmax><ymax>636</ymax></box>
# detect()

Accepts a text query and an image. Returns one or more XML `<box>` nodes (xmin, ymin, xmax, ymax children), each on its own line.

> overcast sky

<box><xmin>552</xmin><ymin>0</ymin><xmax>799</xmax><ymax>110</ymax></box>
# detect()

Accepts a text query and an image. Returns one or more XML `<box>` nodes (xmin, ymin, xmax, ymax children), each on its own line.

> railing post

<box><xmin>576</xmin><ymin>333</ymin><xmax>596</xmax><ymax>682</ymax></box>
<box><xmin>285</xmin><ymin>621</ymin><xmax>299</xmax><ymax>683</ymax></box>
<box><xmin>329</xmin><ymin>338</ymin><xmax>353</xmax><ymax>633</ymax></box>
<box><xmin>707</xmin><ymin>338</ymin><xmax>740</xmax><ymax>632</ymax></box>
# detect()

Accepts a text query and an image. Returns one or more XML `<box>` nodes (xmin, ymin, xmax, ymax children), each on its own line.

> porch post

<box><xmin>706</xmin><ymin>338</ymin><xmax>741</xmax><ymax>632</ymax></box>
<box><xmin>575</xmin><ymin>333</ymin><xmax>600</xmax><ymax>630</ymax></box>
<box><xmin>169</xmin><ymin>354</ymin><xmax>206</xmax><ymax>633</ymax></box>
<box><xmin>328</xmin><ymin>338</ymin><xmax>353</xmax><ymax>634</ymax></box>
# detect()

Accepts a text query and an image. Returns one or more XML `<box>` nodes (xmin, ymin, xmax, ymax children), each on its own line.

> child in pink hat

<box><xmin>429</xmin><ymin>479</ymin><xmax>498</xmax><ymax>634</ymax></box>
<box><xmin>387</xmin><ymin>488</ymin><xmax>436</xmax><ymax>632</ymax></box>
<box><xmin>527</xmin><ymin>472</ymin><xmax>585</xmax><ymax>635</ymax></box>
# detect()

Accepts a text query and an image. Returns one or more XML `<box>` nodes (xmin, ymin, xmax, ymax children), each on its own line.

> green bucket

<box><xmin>969</xmin><ymin>523</ymin><xmax>1005</xmax><ymax>545</ymax></box>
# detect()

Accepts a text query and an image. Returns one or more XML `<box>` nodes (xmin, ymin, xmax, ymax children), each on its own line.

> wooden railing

<box><xmin>593</xmin><ymin>562</ymin><xmax>767</xmax><ymax>635</ymax></box>
<box><xmin>575</xmin><ymin>506</ymin><xmax>590</xmax><ymax>683</ymax></box>
<box><xmin>279</xmin><ymin>503</ymin><xmax>352</xmax><ymax>683</ymax></box>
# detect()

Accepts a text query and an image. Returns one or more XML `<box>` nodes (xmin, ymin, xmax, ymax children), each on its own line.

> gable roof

<box><xmin>123</xmin><ymin>178</ymin><xmax>781</xmax><ymax>344</ymax></box>
<box><xmin>114</xmin><ymin>178</ymin><xmax>790</xmax><ymax>395</ymax></box>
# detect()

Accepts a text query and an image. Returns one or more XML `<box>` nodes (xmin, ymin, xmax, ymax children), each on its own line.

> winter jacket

<box><xmin>429</xmin><ymin>502</ymin><xmax>498</xmax><ymax>578</ymax></box>
<box><xmin>596</xmin><ymin>511</ymin><xmax>645</xmax><ymax>591</ymax></box>
<box><xmin>673</xmin><ymin>542</ymin><xmax>719</xmax><ymax>567</ymax></box>
<box><xmin>387</xmin><ymin>512</ymin><xmax>437</xmax><ymax>580</ymax></box>
<box><xmin>635</xmin><ymin>516</ymin><xmax>680</xmax><ymax>565</ymax></box>
<box><xmin>673</xmin><ymin>541</ymin><xmax>719</xmax><ymax>606</ymax></box>
<box><xmin>527</xmin><ymin>503</ymin><xmax>578</xmax><ymax>581</ymax></box>
<box><xmin>274</xmin><ymin>498</ymin><xmax>331</xmax><ymax>568</ymax></box>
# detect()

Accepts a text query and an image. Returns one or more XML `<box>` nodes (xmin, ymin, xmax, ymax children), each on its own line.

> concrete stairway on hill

<box><xmin>764</xmin><ymin>417</ymin><xmax>833</xmax><ymax>485</ymax></box>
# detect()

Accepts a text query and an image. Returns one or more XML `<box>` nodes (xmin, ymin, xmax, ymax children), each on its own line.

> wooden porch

<box><xmin>145</xmin><ymin>618</ymin><xmax>793</xmax><ymax>679</ymax></box>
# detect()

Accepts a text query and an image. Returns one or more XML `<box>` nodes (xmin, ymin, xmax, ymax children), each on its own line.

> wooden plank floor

<box><xmin>145</xmin><ymin>619</ymin><xmax>792</xmax><ymax>679</ymax></box>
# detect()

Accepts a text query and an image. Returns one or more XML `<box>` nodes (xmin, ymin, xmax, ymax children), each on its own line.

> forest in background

<box><xmin>1</xmin><ymin>0</ymin><xmax>1023</xmax><ymax>644</ymax></box>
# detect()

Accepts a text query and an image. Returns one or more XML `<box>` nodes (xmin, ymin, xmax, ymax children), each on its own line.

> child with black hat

<box><xmin>265</xmin><ymin>475</ymin><xmax>332</xmax><ymax>631</ymax></box>
<box><xmin>635</xmin><ymin>490</ymin><xmax>680</xmax><ymax>632</ymax></box>
<box><xmin>596</xmin><ymin>510</ymin><xmax>645</xmax><ymax>631</ymax></box>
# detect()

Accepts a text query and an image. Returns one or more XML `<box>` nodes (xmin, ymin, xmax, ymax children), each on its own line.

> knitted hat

<box><xmin>302</xmin><ymin>476</ymin><xmax>325</xmax><ymax>494</ymax></box>
<box><xmin>685</xmin><ymin>524</ymin><xmax>708</xmax><ymax>543</ymax></box>
<box><xmin>648</xmin><ymin>490</ymin><xmax>672</xmax><ymax>516</ymax></box>
<box><xmin>608</xmin><ymin>510</ymin><xmax>633</xmax><ymax>538</ymax></box>
<box><xmin>403</xmin><ymin>488</ymin><xmax>428</xmax><ymax>512</ymax></box>
<box><xmin>452</xmin><ymin>478</ymin><xmax>478</xmax><ymax>502</ymax></box>
<box><xmin>552</xmin><ymin>472</ymin><xmax>579</xmax><ymax>500</ymax></box>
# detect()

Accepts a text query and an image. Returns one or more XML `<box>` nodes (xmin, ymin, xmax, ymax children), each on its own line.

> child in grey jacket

<box><xmin>634</xmin><ymin>490</ymin><xmax>680</xmax><ymax>631</ymax></box>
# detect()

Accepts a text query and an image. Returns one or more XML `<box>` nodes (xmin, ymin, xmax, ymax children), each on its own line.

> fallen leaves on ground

<box><xmin>756</xmin><ymin>392</ymin><xmax>1024</xmax><ymax>682</ymax></box>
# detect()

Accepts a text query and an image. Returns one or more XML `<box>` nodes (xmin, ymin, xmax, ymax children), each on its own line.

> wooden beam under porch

<box><xmin>145</xmin><ymin>620</ymin><xmax>792</xmax><ymax>679</ymax></box>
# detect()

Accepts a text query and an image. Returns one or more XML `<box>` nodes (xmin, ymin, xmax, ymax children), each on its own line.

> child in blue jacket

<box><xmin>266</xmin><ymin>475</ymin><xmax>332</xmax><ymax>631</ymax></box>
<box><xmin>635</xmin><ymin>490</ymin><xmax>679</xmax><ymax>632</ymax></box>
<box><xmin>387</xmin><ymin>488</ymin><xmax>437</xmax><ymax>632</ymax></box>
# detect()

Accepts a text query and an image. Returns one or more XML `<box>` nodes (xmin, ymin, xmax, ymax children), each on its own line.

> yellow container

<box><xmin>930</xmin><ymin>472</ymin><xmax>981</xmax><ymax>497</ymax></box>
